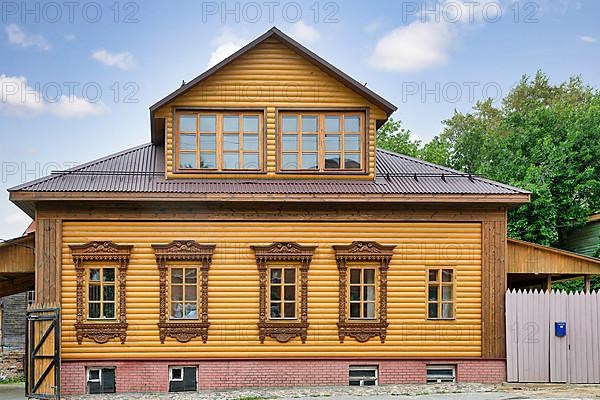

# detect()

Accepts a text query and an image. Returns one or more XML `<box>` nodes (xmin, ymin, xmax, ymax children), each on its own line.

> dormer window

<box><xmin>279</xmin><ymin>112</ymin><xmax>365</xmax><ymax>173</ymax></box>
<box><xmin>176</xmin><ymin>111</ymin><xmax>263</xmax><ymax>172</ymax></box>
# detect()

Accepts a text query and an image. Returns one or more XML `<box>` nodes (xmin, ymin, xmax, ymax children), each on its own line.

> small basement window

<box><xmin>86</xmin><ymin>367</ymin><xmax>115</xmax><ymax>394</ymax></box>
<box><xmin>349</xmin><ymin>366</ymin><xmax>378</xmax><ymax>386</ymax></box>
<box><xmin>169</xmin><ymin>366</ymin><xmax>197</xmax><ymax>392</ymax></box>
<box><xmin>426</xmin><ymin>365</ymin><xmax>456</xmax><ymax>383</ymax></box>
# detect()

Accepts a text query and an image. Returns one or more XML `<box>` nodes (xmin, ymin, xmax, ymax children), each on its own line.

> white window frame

<box><xmin>169</xmin><ymin>366</ymin><xmax>184</xmax><ymax>382</ymax></box>
<box><xmin>349</xmin><ymin>365</ymin><xmax>379</xmax><ymax>386</ymax></box>
<box><xmin>86</xmin><ymin>368</ymin><xmax>102</xmax><ymax>383</ymax></box>
<box><xmin>426</xmin><ymin>365</ymin><xmax>456</xmax><ymax>383</ymax></box>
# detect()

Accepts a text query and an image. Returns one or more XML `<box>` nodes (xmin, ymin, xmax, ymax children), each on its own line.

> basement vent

<box><xmin>349</xmin><ymin>365</ymin><xmax>378</xmax><ymax>386</ymax></box>
<box><xmin>86</xmin><ymin>367</ymin><xmax>116</xmax><ymax>394</ymax></box>
<box><xmin>168</xmin><ymin>366</ymin><xmax>197</xmax><ymax>392</ymax></box>
<box><xmin>426</xmin><ymin>365</ymin><xmax>456</xmax><ymax>383</ymax></box>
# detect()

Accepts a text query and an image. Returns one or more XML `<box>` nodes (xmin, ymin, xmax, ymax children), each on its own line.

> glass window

<box><xmin>244</xmin><ymin>116</ymin><xmax>259</xmax><ymax>132</ymax></box>
<box><xmin>325</xmin><ymin>116</ymin><xmax>340</xmax><ymax>132</ymax></box>
<box><xmin>223</xmin><ymin>115</ymin><xmax>239</xmax><ymax>132</ymax></box>
<box><xmin>428</xmin><ymin>268</ymin><xmax>454</xmax><ymax>319</ymax></box>
<box><xmin>170</xmin><ymin>267</ymin><xmax>198</xmax><ymax>320</ymax></box>
<box><xmin>269</xmin><ymin>266</ymin><xmax>297</xmax><ymax>319</ymax></box>
<box><xmin>179</xmin><ymin>115</ymin><xmax>197</xmax><ymax>132</ymax></box>
<box><xmin>349</xmin><ymin>267</ymin><xmax>376</xmax><ymax>319</ymax></box>
<box><xmin>282</xmin><ymin>115</ymin><xmax>298</xmax><ymax>132</ymax></box>
<box><xmin>88</xmin><ymin>267</ymin><xmax>116</xmax><ymax>320</ymax></box>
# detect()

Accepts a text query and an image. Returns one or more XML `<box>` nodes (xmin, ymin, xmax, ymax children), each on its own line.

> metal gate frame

<box><xmin>25</xmin><ymin>307</ymin><xmax>60</xmax><ymax>399</ymax></box>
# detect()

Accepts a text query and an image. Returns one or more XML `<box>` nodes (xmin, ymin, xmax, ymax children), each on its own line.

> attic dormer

<box><xmin>149</xmin><ymin>27</ymin><xmax>396</xmax><ymax>180</ymax></box>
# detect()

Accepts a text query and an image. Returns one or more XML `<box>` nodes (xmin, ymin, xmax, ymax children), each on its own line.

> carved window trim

<box><xmin>251</xmin><ymin>242</ymin><xmax>316</xmax><ymax>343</ymax></box>
<box><xmin>152</xmin><ymin>240</ymin><xmax>215</xmax><ymax>343</ymax></box>
<box><xmin>333</xmin><ymin>241</ymin><xmax>395</xmax><ymax>343</ymax></box>
<box><xmin>70</xmin><ymin>241</ymin><xmax>133</xmax><ymax>345</ymax></box>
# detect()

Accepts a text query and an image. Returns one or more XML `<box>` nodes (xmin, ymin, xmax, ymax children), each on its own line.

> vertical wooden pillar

<box><xmin>546</xmin><ymin>275</ymin><xmax>553</xmax><ymax>292</ymax></box>
<box><xmin>34</xmin><ymin>217</ymin><xmax>62</xmax><ymax>306</ymax></box>
<box><xmin>584</xmin><ymin>275</ymin><xmax>591</xmax><ymax>293</ymax></box>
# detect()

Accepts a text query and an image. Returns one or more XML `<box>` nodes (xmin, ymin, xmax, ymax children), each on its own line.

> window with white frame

<box><xmin>349</xmin><ymin>366</ymin><xmax>378</xmax><ymax>386</ymax></box>
<box><xmin>86</xmin><ymin>367</ymin><xmax>115</xmax><ymax>394</ymax></box>
<box><xmin>426</xmin><ymin>365</ymin><xmax>456</xmax><ymax>383</ymax></box>
<box><xmin>168</xmin><ymin>366</ymin><xmax>197</xmax><ymax>392</ymax></box>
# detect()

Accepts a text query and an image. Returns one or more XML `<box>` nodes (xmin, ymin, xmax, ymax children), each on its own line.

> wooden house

<box><xmin>7</xmin><ymin>28</ymin><xmax>532</xmax><ymax>396</ymax></box>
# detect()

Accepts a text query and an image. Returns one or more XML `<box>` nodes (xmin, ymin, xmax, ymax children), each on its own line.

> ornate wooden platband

<box><xmin>152</xmin><ymin>240</ymin><xmax>216</xmax><ymax>343</ymax></box>
<box><xmin>70</xmin><ymin>241</ymin><xmax>133</xmax><ymax>345</ymax></box>
<box><xmin>251</xmin><ymin>242</ymin><xmax>316</xmax><ymax>343</ymax></box>
<box><xmin>333</xmin><ymin>241</ymin><xmax>395</xmax><ymax>343</ymax></box>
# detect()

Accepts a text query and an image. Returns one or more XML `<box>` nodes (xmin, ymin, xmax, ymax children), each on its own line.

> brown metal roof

<box><xmin>9</xmin><ymin>143</ymin><xmax>529</xmax><ymax>197</ymax></box>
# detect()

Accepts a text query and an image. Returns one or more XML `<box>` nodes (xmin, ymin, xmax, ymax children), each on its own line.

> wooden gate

<box><xmin>25</xmin><ymin>307</ymin><xmax>60</xmax><ymax>399</ymax></box>
<box><xmin>506</xmin><ymin>289</ymin><xmax>600</xmax><ymax>383</ymax></box>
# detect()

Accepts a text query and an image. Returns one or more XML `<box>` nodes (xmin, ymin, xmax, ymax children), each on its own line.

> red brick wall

<box><xmin>61</xmin><ymin>359</ymin><xmax>505</xmax><ymax>395</ymax></box>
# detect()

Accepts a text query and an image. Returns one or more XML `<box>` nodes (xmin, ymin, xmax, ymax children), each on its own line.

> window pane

<box><xmin>89</xmin><ymin>284</ymin><xmax>100</xmax><ymax>301</ymax></box>
<box><xmin>364</xmin><ymin>286</ymin><xmax>375</xmax><ymax>301</ymax></box>
<box><xmin>325</xmin><ymin>134</ymin><xmax>340</xmax><ymax>151</ymax></box>
<box><xmin>270</xmin><ymin>286</ymin><xmax>281</xmax><ymax>301</ymax></box>
<box><xmin>302</xmin><ymin>134</ymin><xmax>318</xmax><ymax>151</ymax></box>
<box><xmin>185</xmin><ymin>303</ymin><xmax>197</xmax><ymax>319</ymax></box>
<box><xmin>364</xmin><ymin>269</ymin><xmax>375</xmax><ymax>284</ymax></box>
<box><xmin>284</xmin><ymin>269</ymin><xmax>295</xmax><ymax>284</ymax></box>
<box><xmin>88</xmin><ymin>370</ymin><xmax>100</xmax><ymax>381</ymax></box>
<box><xmin>344</xmin><ymin>116</ymin><xmax>360</xmax><ymax>132</ymax></box>
<box><xmin>442</xmin><ymin>286</ymin><xmax>452</xmax><ymax>301</ymax></box>
<box><xmin>325</xmin><ymin>116</ymin><xmax>340</xmax><ymax>132</ymax></box>
<box><xmin>302</xmin><ymin>116</ymin><xmax>317</xmax><ymax>132</ymax></box>
<box><xmin>244</xmin><ymin>134</ymin><xmax>259</xmax><ymax>151</ymax></box>
<box><xmin>223</xmin><ymin>115</ymin><xmax>239</xmax><ymax>132</ymax></box>
<box><xmin>301</xmin><ymin>153</ymin><xmax>318</xmax><ymax>170</ymax></box>
<box><xmin>103</xmin><ymin>302</ymin><xmax>115</xmax><ymax>319</ymax></box>
<box><xmin>200</xmin><ymin>134</ymin><xmax>216</xmax><ymax>151</ymax></box>
<box><xmin>442</xmin><ymin>269</ymin><xmax>453</xmax><ymax>282</ymax></box>
<box><xmin>180</xmin><ymin>134</ymin><xmax>197</xmax><ymax>151</ymax></box>
<box><xmin>284</xmin><ymin>285</ymin><xmax>295</xmax><ymax>301</ymax></box>
<box><xmin>350</xmin><ymin>269</ymin><xmax>361</xmax><ymax>284</ymax></box>
<box><xmin>223</xmin><ymin>134</ymin><xmax>239</xmax><ymax>151</ymax></box>
<box><xmin>350</xmin><ymin>303</ymin><xmax>360</xmax><ymax>318</ymax></box>
<box><xmin>364</xmin><ymin>302</ymin><xmax>375</xmax><ymax>318</ymax></box>
<box><xmin>428</xmin><ymin>303</ymin><xmax>438</xmax><ymax>318</ymax></box>
<box><xmin>179</xmin><ymin>153</ymin><xmax>196</xmax><ymax>169</ymax></box>
<box><xmin>185</xmin><ymin>285</ymin><xmax>197</xmax><ymax>301</ymax></box>
<box><xmin>171</xmin><ymin>285</ymin><xmax>183</xmax><ymax>302</ymax></box>
<box><xmin>243</xmin><ymin>153</ymin><xmax>259</xmax><ymax>169</ymax></box>
<box><xmin>172</xmin><ymin>269</ymin><xmax>183</xmax><ymax>284</ymax></box>
<box><xmin>270</xmin><ymin>303</ymin><xmax>281</xmax><ymax>318</ymax></box>
<box><xmin>270</xmin><ymin>269</ymin><xmax>282</xmax><ymax>284</ymax></box>
<box><xmin>199</xmin><ymin>115</ymin><xmax>216</xmax><ymax>132</ymax></box>
<box><xmin>223</xmin><ymin>153</ymin><xmax>240</xmax><ymax>169</ymax></box>
<box><xmin>103</xmin><ymin>268</ymin><xmax>115</xmax><ymax>282</ymax></box>
<box><xmin>89</xmin><ymin>303</ymin><xmax>100</xmax><ymax>318</ymax></box>
<box><xmin>89</xmin><ymin>269</ymin><xmax>100</xmax><ymax>282</ymax></box>
<box><xmin>350</xmin><ymin>285</ymin><xmax>360</xmax><ymax>301</ymax></box>
<box><xmin>282</xmin><ymin>153</ymin><xmax>298</xmax><ymax>170</ymax></box>
<box><xmin>282</xmin><ymin>135</ymin><xmax>298</xmax><ymax>151</ymax></box>
<box><xmin>243</xmin><ymin>115</ymin><xmax>259</xmax><ymax>132</ymax></box>
<box><xmin>282</xmin><ymin>116</ymin><xmax>298</xmax><ymax>132</ymax></box>
<box><xmin>199</xmin><ymin>152</ymin><xmax>216</xmax><ymax>169</ymax></box>
<box><xmin>185</xmin><ymin>268</ymin><xmax>197</xmax><ymax>283</ymax></box>
<box><xmin>428</xmin><ymin>269</ymin><xmax>438</xmax><ymax>282</ymax></box>
<box><xmin>284</xmin><ymin>302</ymin><xmax>296</xmax><ymax>318</ymax></box>
<box><xmin>442</xmin><ymin>303</ymin><xmax>453</xmax><ymax>318</ymax></box>
<box><xmin>344</xmin><ymin>153</ymin><xmax>361</xmax><ymax>169</ymax></box>
<box><xmin>103</xmin><ymin>285</ymin><xmax>115</xmax><ymax>301</ymax></box>
<box><xmin>171</xmin><ymin>303</ymin><xmax>183</xmax><ymax>319</ymax></box>
<box><xmin>345</xmin><ymin>134</ymin><xmax>361</xmax><ymax>151</ymax></box>
<box><xmin>325</xmin><ymin>153</ymin><xmax>340</xmax><ymax>169</ymax></box>
<box><xmin>428</xmin><ymin>285</ymin><xmax>438</xmax><ymax>301</ymax></box>
<box><xmin>179</xmin><ymin>115</ymin><xmax>197</xmax><ymax>132</ymax></box>
<box><xmin>171</xmin><ymin>368</ymin><xmax>182</xmax><ymax>380</ymax></box>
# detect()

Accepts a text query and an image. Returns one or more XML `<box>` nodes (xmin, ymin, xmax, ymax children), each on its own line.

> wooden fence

<box><xmin>506</xmin><ymin>289</ymin><xmax>600</xmax><ymax>383</ymax></box>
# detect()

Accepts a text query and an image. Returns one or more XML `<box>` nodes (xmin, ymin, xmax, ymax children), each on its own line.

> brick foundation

<box><xmin>61</xmin><ymin>359</ymin><xmax>505</xmax><ymax>395</ymax></box>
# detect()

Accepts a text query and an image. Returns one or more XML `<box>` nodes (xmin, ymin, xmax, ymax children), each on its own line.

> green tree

<box><xmin>376</xmin><ymin>118</ymin><xmax>421</xmax><ymax>158</ymax></box>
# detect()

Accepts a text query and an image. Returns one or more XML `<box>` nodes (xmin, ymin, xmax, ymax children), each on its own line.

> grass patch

<box><xmin>0</xmin><ymin>375</ymin><xmax>25</xmax><ymax>384</ymax></box>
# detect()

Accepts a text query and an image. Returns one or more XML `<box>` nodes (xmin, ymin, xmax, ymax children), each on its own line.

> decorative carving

<box><xmin>333</xmin><ymin>241</ymin><xmax>395</xmax><ymax>343</ymax></box>
<box><xmin>251</xmin><ymin>242</ymin><xmax>316</xmax><ymax>344</ymax></box>
<box><xmin>152</xmin><ymin>240</ymin><xmax>216</xmax><ymax>343</ymax></box>
<box><xmin>70</xmin><ymin>241</ymin><xmax>133</xmax><ymax>345</ymax></box>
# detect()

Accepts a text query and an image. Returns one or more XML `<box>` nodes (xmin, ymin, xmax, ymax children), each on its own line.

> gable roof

<box><xmin>9</xmin><ymin>143</ymin><xmax>530</xmax><ymax>216</ymax></box>
<box><xmin>149</xmin><ymin>27</ymin><xmax>397</xmax><ymax>139</ymax></box>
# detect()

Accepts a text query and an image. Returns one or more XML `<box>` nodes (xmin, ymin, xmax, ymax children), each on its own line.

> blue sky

<box><xmin>1</xmin><ymin>0</ymin><xmax>599</xmax><ymax>239</ymax></box>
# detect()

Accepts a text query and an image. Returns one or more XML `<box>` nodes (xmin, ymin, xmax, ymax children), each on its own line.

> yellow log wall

<box><xmin>61</xmin><ymin>220</ymin><xmax>482</xmax><ymax>360</ymax></box>
<box><xmin>154</xmin><ymin>37</ymin><xmax>387</xmax><ymax>180</ymax></box>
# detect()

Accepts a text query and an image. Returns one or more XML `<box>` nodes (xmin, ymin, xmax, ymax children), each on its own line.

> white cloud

<box><xmin>207</xmin><ymin>29</ymin><xmax>248</xmax><ymax>68</ymax></box>
<box><xmin>92</xmin><ymin>49</ymin><xmax>136</xmax><ymax>70</ymax></box>
<box><xmin>0</xmin><ymin>74</ymin><xmax>107</xmax><ymax>118</ymax></box>
<box><xmin>579</xmin><ymin>35</ymin><xmax>597</xmax><ymax>43</ymax></box>
<box><xmin>5</xmin><ymin>24</ymin><xmax>51</xmax><ymax>51</ymax></box>
<box><xmin>288</xmin><ymin>21</ymin><xmax>320</xmax><ymax>43</ymax></box>
<box><xmin>365</xmin><ymin>18</ymin><xmax>384</xmax><ymax>33</ymax></box>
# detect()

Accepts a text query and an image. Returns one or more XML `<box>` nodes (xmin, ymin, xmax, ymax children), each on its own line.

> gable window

<box><xmin>176</xmin><ymin>111</ymin><xmax>263</xmax><ymax>171</ymax></box>
<box><xmin>88</xmin><ymin>267</ymin><xmax>116</xmax><ymax>319</ymax></box>
<box><xmin>87</xmin><ymin>367</ymin><xmax>116</xmax><ymax>394</ymax></box>
<box><xmin>269</xmin><ymin>266</ymin><xmax>297</xmax><ymax>319</ymax></box>
<box><xmin>427</xmin><ymin>268</ymin><xmax>455</xmax><ymax>319</ymax></box>
<box><xmin>170</xmin><ymin>267</ymin><xmax>198</xmax><ymax>320</ymax></box>
<box><xmin>279</xmin><ymin>112</ymin><xmax>365</xmax><ymax>172</ymax></box>
<box><xmin>333</xmin><ymin>241</ymin><xmax>395</xmax><ymax>343</ymax></box>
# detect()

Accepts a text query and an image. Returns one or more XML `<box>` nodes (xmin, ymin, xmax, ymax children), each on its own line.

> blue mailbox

<box><xmin>555</xmin><ymin>322</ymin><xmax>567</xmax><ymax>337</ymax></box>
